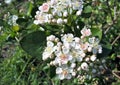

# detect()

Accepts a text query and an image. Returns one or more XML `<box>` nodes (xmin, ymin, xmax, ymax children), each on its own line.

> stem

<box><xmin>111</xmin><ymin>35</ymin><xmax>120</xmax><ymax>45</ymax></box>
<box><xmin>104</xmin><ymin>0</ymin><xmax>118</xmax><ymax>34</ymax></box>
<box><xmin>42</xmin><ymin>70</ymin><xmax>54</xmax><ymax>85</ymax></box>
<box><xmin>15</xmin><ymin>58</ymin><xmax>31</xmax><ymax>84</ymax></box>
<box><xmin>112</xmin><ymin>71</ymin><xmax>120</xmax><ymax>80</ymax></box>
<box><xmin>104</xmin><ymin>24</ymin><xmax>112</xmax><ymax>34</ymax></box>
<box><xmin>60</xmin><ymin>80</ymin><xmax>63</xmax><ymax>85</ymax></box>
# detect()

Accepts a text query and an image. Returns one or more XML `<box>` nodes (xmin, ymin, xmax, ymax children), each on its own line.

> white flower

<box><xmin>42</xmin><ymin>41</ymin><xmax>56</xmax><ymax>60</ymax></box>
<box><xmin>70</xmin><ymin>49</ymin><xmax>83</xmax><ymax>62</ymax></box>
<box><xmin>80</xmin><ymin>42</ymin><xmax>89</xmax><ymax>51</ymax></box>
<box><xmin>12</xmin><ymin>15</ymin><xmax>18</xmax><ymax>21</ymax></box>
<box><xmin>53</xmin><ymin>4</ymin><xmax>65</xmax><ymax>16</ymax></box>
<box><xmin>34</xmin><ymin>0</ymin><xmax>83</xmax><ymax>25</ymax></box>
<box><xmin>55</xmin><ymin>53</ymin><xmax>72</xmax><ymax>65</ymax></box>
<box><xmin>4</xmin><ymin>0</ymin><xmax>12</xmax><ymax>4</ymax></box>
<box><xmin>34</xmin><ymin>13</ymin><xmax>48</xmax><ymax>24</ymax></box>
<box><xmin>56</xmin><ymin>65</ymin><xmax>73</xmax><ymax>80</ymax></box>
<box><xmin>90</xmin><ymin>55</ymin><xmax>96</xmax><ymax>61</ymax></box>
<box><xmin>42</xmin><ymin>32</ymin><xmax>102</xmax><ymax>80</ymax></box>
<box><xmin>61</xmin><ymin>33</ymin><xmax>74</xmax><ymax>43</ymax></box>
<box><xmin>72</xmin><ymin>1</ymin><xmax>83</xmax><ymax>10</ymax></box>
<box><xmin>8</xmin><ymin>15</ymin><xmax>18</xmax><ymax>25</ymax></box>
<box><xmin>47</xmin><ymin>35</ymin><xmax>56</xmax><ymax>41</ymax></box>
<box><xmin>81</xmin><ymin>62</ymin><xmax>88</xmax><ymax>70</ymax></box>
<box><xmin>39</xmin><ymin>3</ymin><xmax>50</xmax><ymax>12</ymax></box>
<box><xmin>81</xmin><ymin>27</ymin><xmax>92</xmax><ymax>37</ymax></box>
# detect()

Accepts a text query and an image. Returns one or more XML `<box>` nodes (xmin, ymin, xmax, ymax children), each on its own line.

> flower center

<box><xmin>46</xmin><ymin>47</ymin><xmax>52</xmax><ymax>52</ymax></box>
<box><xmin>62</xmin><ymin>70</ymin><xmax>68</xmax><ymax>76</ymax></box>
<box><xmin>60</xmin><ymin>54</ymin><xmax>67</xmax><ymax>60</ymax></box>
<box><xmin>43</xmin><ymin>4</ymin><xmax>48</xmax><ymax>10</ymax></box>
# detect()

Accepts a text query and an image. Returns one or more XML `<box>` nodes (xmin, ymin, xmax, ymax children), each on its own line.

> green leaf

<box><xmin>84</xmin><ymin>6</ymin><xmax>92</xmax><ymax>13</ymax></box>
<box><xmin>91</xmin><ymin>28</ymin><xmax>102</xmax><ymax>39</ymax></box>
<box><xmin>20</xmin><ymin>31</ymin><xmax>46</xmax><ymax>60</ymax></box>
<box><xmin>27</xmin><ymin>2</ymin><xmax>34</xmax><ymax>16</ymax></box>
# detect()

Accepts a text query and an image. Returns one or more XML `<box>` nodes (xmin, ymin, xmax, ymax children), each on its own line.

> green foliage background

<box><xmin>0</xmin><ymin>0</ymin><xmax>120</xmax><ymax>85</ymax></box>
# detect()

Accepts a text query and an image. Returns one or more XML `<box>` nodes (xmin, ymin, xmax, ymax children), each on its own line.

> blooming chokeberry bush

<box><xmin>0</xmin><ymin>0</ymin><xmax>120</xmax><ymax>85</ymax></box>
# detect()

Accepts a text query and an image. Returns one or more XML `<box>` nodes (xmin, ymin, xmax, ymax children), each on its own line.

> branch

<box><xmin>111</xmin><ymin>35</ymin><xmax>120</xmax><ymax>45</ymax></box>
<box><xmin>112</xmin><ymin>71</ymin><xmax>120</xmax><ymax>80</ymax></box>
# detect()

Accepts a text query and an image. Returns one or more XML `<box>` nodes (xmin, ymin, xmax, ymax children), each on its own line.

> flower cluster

<box><xmin>42</xmin><ymin>27</ymin><xmax>102</xmax><ymax>80</ymax></box>
<box><xmin>34</xmin><ymin>0</ymin><xmax>83</xmax><ymax>25</ymax></box>
<box><xmin>8</xmin><ymin>15</ymin><xmax>18</xmax><ymax>26</ymax></box>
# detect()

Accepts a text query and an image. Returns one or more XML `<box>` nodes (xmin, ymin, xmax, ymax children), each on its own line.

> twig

<box><xmin>111</xmin><ymin>35</ymin><xmax>120</xmax><ymax>45</ymax></box>
<box><xmin>15</xmin><ymin>58</ymin><xmax>31</xmax><ymax>84</ymax></box>
<box><xmin>60</xmin><ymin>80</ymin><xmax>63</xmax><ymax>85</ymax></box>
<box><xmin>104</xmin><ymin>22</ymin><xmax>113</xmax><ymax>34</ymax></box>
<box><xmin>42</xmin><ymin>70</ymin><xmax>54</xmax><ymax>85</ymax></box>
<box><xmin>104</xmin><ymin>0</ymin><xmax>118</xmax><ymax>34</ymax></box>
<box><xmin>112</xmin><ymin>71</ymin><xmax>120</xmax><ymax>80</ymax></box>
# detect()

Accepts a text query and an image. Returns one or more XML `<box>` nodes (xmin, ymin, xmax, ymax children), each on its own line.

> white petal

<box><xmin>47</xmin><ymin>41</ymin><xmax>54</xmax><ymax>47</ymax></box>
<box><xmin>56</xmin><ymin>67</ymin><xmax>62</xmax><ymax>74</ymax></box>
<box><xmin>66</xmin><ymin>74</ymin><xmax>72</xmax><ymax>79</ymax></box>
<box><xmin>58</xmin><ymin>74</ymin><xmax>65</xmax><ymax>80</ymax></box>
<box><xmin>62</xmin><ymin>47</ymin><xmax>69</xmax><ymax>54</ymax></box>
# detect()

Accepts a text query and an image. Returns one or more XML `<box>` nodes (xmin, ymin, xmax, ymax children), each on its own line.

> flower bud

<box><xmin>63</xmin><ymin>11</ymin><xmax>68</xmax><ymax>17</ymax></box>
<box><xmin>90</xmin><ymin>55</ymin><xmax>96</xmax><ymax>61</ymax></box>
<box><xmin>57</xmin><ymin>18</ymin><xmax>63</xmax><ymax>24</ymax></box>
<box><xmin>88</xmin><ymin>47</ymin><xmax>92</xmax><ymax>52</ymax></box>
<box><xmin>76</xmin><ymin>10</ymin><xmax>82</xmax><ymax>16</ymax></box>
<box><xmin>72</xmin><ymin>72</ymin><xmax>76</xmax><ymax>76</ymax></box>
<box><xmin>98</xmin><ymin>49</ymin><xmax>102</xmax><ymax>53</ymax></box>
<box><xmin>52</xmin><ymin>19</ymin><xmax>56</xmax><ymax>23</ymax></box>
<box><xmin>71</xmin><ymin>63</ymin><xmax>76</xmax><ymax>68</ymax></box>
<box><xmin>63</xmin><ymin>19</ymin><xmax>68</xmax><ymax>23</ymax></box>
<box><xmin>85</xmin><ymin>57</ymin><xmax>90</xmax><ymax>62</ymax></box>
<box><xmin>81</xmin><ymin>62</ymin><xmax>88</xmax><ymax>70</ymax></box>
<box><xmin>92</xmin><ymin>69</ymin><xmax>96</xmax><ymax>73</ymax></box>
